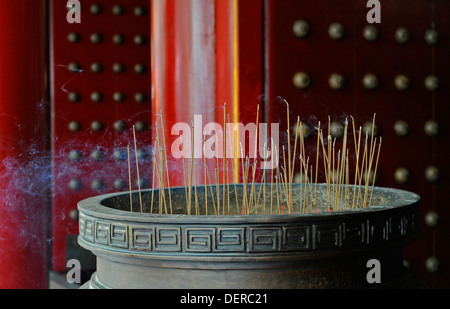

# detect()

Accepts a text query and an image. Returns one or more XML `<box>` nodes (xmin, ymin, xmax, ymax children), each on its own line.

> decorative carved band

<box><xmin>78</xmin><ymin>205</ymin><xmax>419</xmax><ymax>256</ymax></box>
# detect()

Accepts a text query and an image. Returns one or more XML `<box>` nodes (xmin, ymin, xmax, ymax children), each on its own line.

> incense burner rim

<box><xmin>77</xmin><ymin>184</ymin><xmax>420</xmax><ymax>224</ymax></box>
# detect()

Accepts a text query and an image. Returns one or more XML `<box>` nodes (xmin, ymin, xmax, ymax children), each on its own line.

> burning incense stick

<box><xmin>150</xmin><ymin>146</ymin><xmax>156</xmax><ymax>213</ymax></box>
<box><xmin>159</xmin><ymin>147</ymin><xmax>168</xmax><ymax>214</ymax></box>
<box><xmin>284</xmin><ymin>100</ymin><xmax>293</xmax><ymax>212</ymax></box>
<box><xmin>227</xmin><ymin>113</ymin><xmax>240</xmax><ymax>214</ymax></box>
<box><xmin>290</xmin><ymin>117</ymin><xmax>300</xmax><ymax>197</ymax></box>
<box><xmin>279</xmin><ymin>169</ymin><xmax>288</xmax><ymax>214</ymax></box>
<box><xmin>160</xmin><ymin>111</ymin><xmax>173</xmax><ymax>214</ymax></box>
<box><xmin>226</xmin><ymin>161</ymin><xmax>230</xmax><ymax>215</ymax></box>
<box><xmin>270</xmin><ymin>139</ymin><xmax>274</xmax><ymax>215</ymax></box>
<box><xmin>205</xmin><ymin>165</ymin><xmax>217</xmax><ymax>215</ymax></box>
<box><xmin>352</xmin><ymin>125</ymin><xmax>362</xmax><ymax>210</ymax></box>
<box><xmin>274</xmin><ymin>146</ymin><xmax>282</xmax><ymax>213</ymax></box>
<box><xmin>181</xmin><ymin>134</ymin><xmax>189</xmax><ymax>205</ymax></box>
<box><xmin>364</xmin><ymin>137</ymin><xmax>378</xmax><ymax>208</ymax></box>
<box><xmin>132</xmin><ymin>125</ymin><xmax>143</xmax><ymax>213</ymax></box>
<box><xmin>369</xmin><ymin>137</ymin><xmax>382</xmax><ymax>207</ymax></box>
<box><xmin>222</xmin><ymin>104</ymin><xmax>226</xmax><ymax>216</ymax></box>
<box><xmin>124</xmin><ymin>108</ymin><xmax>384</xmax><ymax>216</ymax></box>
<box><xmin>127</xmin><ymin>145</ymin><xmax>133</xmax><ymax>212</ymax></box>
<box><xmin>256</xmin><ymin>144</ymin><xmax>267</xmax><ymax>214</ymax></box>
<box><xmin>275</xmin><ymin>175</ymin><xmax>280</xmax><ymax>214</ymax></box>
<box><xmin>345</xmin><ymin>149</ymin><xmax>349</xmax><ymax>209</ymax></box>
<box><xmin>357</xmin><ymin>132</ymin><xmax>369</xmax><ymax>208</ymax></box>
<box><xmin>314</xmin><ymin>121</ymin><xmax>321</xmax><ymax>210</ymax></box>
<box><xmin>194</xmin><ymin>163</ymin><xmax>199</xmax><ymax>215</ymax></box>
<box><xmin>155</xmin><ymin>157</ymin><xmax>162</xmax><ymax>213</ymax></box>
<box><xmin>215</xmin><ymin>132</ymin><xmax>221</xmax><ymax>215</ymax></box>
<box><xmin>282</xmin><ymin>146</ymin><xmax>290</xmax><ymax>213</ymax></box>
<box><xmin>299</xmin><ymin>154</ymin><xmax>304</xmax><ymax>213</ymax></box>
<box><xmin>327</xmin><ymin>135</ymin><xmax>332</xmax><ymax>211</ymax></box>
<box><xmin>215</xmin><ymin>167</ymin><xmax>220</xmax><ymax>215</ymax></box>
<box><xmin>203</xmin><ymin>134</ymin><xmax>208</xmax><ymax>215</ymax></box>
<box><xmin>248</xmin><ymin>105</ymin><xmax>260</xmax><ymax>214</ymax></box>
<box><xmin>188</xmin><ymin>121</ymin><xmax>195</xmax><ymax>215</ymax></box>
<box><xmin>239</xmin><ymin>143</ymin><xmax>248</xmax><ymax>214</ymax></box>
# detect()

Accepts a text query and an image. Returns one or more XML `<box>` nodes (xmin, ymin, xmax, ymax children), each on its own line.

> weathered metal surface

<box><xmin>78</xmin><ymin>184</ymin><xmax>420</xmax><ymax>289</ymax></box>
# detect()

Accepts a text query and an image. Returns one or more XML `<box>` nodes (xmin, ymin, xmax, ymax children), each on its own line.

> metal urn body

<box><xmin>78</xmin><ymin>184</ymin><xmax>420</xmax><ymax>289</ymax></box>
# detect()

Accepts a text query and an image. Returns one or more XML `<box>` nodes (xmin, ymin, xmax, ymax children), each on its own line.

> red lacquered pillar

<box><xmin>151</xmin><ymin>0</ymin><xmax>263</xmax><ymax>187</ymax></box>
<box><xmin>215</xmin><ymin>0</ymin><xmax>263</xmax><ymax>173</ymax></box>
<box><xmin>0</xmin><ymin>0</ymin><xmax>49</xmax><ymax>288</ymax></box>
<box><xmin>151</xmin><ymin>0</ymin><xmax>217</xmax><ymax>186</ymax></box>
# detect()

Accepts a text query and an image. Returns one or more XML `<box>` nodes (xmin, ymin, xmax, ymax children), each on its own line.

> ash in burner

<box><xmin>101</xmin><ymin>183</ymin><xmax>390</xmax><ymax>216</ymax></box>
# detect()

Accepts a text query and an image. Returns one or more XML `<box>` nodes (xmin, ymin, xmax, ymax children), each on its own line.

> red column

<box><xmin>215</xmin><ymin>0</ymin><xmax>263</xmax><ymax>182</ymax></box>
<box><xmin>151</xmin><ymin>0</ymin><xmax>263</xmax><ymax>186</ymax></box>
<box><xmin>151</xmin><ymin>0</ymin><xmax>217</xmax><ymax>186</ymax></box>
<box><xmin>0</xmin><ymin>0</ymin><xmax>49</xmax><ymax>288</ymax></box>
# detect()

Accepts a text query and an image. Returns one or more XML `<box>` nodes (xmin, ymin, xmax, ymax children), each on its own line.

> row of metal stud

<box><xmin>68</xmin><ymin>120</ymin><xmax>148</xmax><ymax>133</ymax></box>
<box><xmin>68</xmin><ymin>32</ymin><xmax>147</xmax><ymax>45</ymax></box>
<box><xmin>293</xmin><ymin>20</ymin><xmax>440</xmax><ymax>45</ymax></box>
<box><xmin>67</xmin><ymin>61</ymin><xmax>147</xmax><ymax>74</ymax></box>
<box><xmin>87</xmin><ymin>4</ymin><xmax>147</xmax><ymax>17</ymax></box>
<box><xmin>67</xmin><ymin>91</ymin><xmax>148</xmax><ymax>103</ymax></box>
<box><xmin>68</xmin><ymin>177</ymin><xmax>148</xmax><ymax>193</ymax></box>
<box><xmin>293</xmin><ymin>72</ymin><xmax>440</xmax><ymax>91</ymax></box>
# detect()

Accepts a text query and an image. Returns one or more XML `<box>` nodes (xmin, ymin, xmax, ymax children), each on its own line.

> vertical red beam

<box><xmin>215</xmin><ymin>0</ymin><xmax>263</xmax><ymax>123</ymax></box>
<box><xmin>151</xmin><ymin>0</ymin><xmax>263</xmax><ymax>187</ymax></box>
<box><xmin>0</xmin><ymin>0</ymin><xmax>49</xmax><ymax>288</ymax></box>
<box><xmin>215</xmin><ymin>0</ymin><xmax>263</xmax><ymax>181</ymax></box>
<box><xmin>236</xmin><ymin>0</ymin><xmax>263</xmax><ymax>124</ymax></box>
<box><xmin>151</xmin><ymin>0</ymin><xmax>216</xmax><ymax>186</ymax></box>
<box><xmin>215</xmin><ymin>0</ymin><xmax>236</xmax><ymax>186</ymax></box>
<box><xmin>215</xmin><ymin>0</ymin><xmax>234</xmax><ymax>120</ymax></box>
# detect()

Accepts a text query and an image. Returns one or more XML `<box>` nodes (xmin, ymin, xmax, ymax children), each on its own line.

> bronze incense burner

<box><xmin>78</xmin><ymin>184</ymin><xmax>420</xmax><ymax>289</ymax></box>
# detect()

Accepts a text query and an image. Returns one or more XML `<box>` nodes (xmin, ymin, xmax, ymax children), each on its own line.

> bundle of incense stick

<box><xmin>126</xmin><ymin>105</ymin><xmax>382</xmax><ymax>216</ymax></box>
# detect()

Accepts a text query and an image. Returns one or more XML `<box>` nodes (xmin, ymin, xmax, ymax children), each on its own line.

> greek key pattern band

<box><xmin>78</xmin><ymin>206</ymin><xmax>419</xmax><ymax>255</ymax></box>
